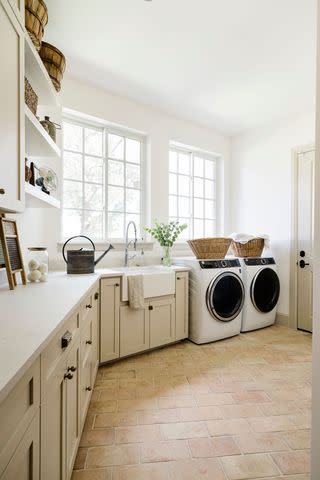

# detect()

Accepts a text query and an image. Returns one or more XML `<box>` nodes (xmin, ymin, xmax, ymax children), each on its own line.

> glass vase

<box><xmin>162</xmin><ymin>245</ymin><xmax>172</xmax><ymax>267</ymax></box>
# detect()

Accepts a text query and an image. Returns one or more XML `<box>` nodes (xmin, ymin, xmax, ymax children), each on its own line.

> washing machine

<box><xmin>173</xmin><ymin>257</ymin><xmax>245</xmax><ymax>344</ymax></box>
<box><xmin>239</xmin><ymin>257</ymin><xmax>280</xmax><ymax>332</ymax></box>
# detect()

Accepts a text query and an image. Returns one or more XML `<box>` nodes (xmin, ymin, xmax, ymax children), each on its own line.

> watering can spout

<box><xmin>94</xmin><ymin>244</ymin><xmax>114</xmax><ymax>266</ymax></box>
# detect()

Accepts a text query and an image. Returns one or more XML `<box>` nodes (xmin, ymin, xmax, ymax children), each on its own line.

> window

<box><xmin>62</xmin><ymin>118</ymin><xmax>144</xmax><ymax>240</ymax></box>
<box><xmin>169</xmin><ymin>146</ymin><xmax>217</xmax><ymax>240</ymax></box>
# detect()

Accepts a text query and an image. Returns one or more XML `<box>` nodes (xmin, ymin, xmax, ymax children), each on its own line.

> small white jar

<box><xmin>27</xmin><ymin>247</ymin><xmax>49</xmax><ymax>283</ymax></box>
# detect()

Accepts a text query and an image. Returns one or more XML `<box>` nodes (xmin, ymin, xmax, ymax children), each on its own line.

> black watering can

<box><xmin>62</xmin><ymin>235</ymin><xmax>114</xmax><ymax>274</ymax></box>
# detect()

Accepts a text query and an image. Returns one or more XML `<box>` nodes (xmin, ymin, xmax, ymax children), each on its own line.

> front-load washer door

<box><xmin>251</xmin><ymin>267</ymin><xmax>280</xmax><ymax>313</ymax></box>
<box><xmin>206</xmin><ymin>272</ymin><xmax>245</xmax><ymax>322</ymax></box>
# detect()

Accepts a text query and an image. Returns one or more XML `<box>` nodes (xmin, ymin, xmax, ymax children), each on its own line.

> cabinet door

<box><xmin>91</xmin><ymin>288</ymin><xmax>100</xmax><ymax>378</ymax></box>
<box><xmin>120</xmin><ymin>305</ymin><xmax>149</xmax><ymax>357</ymax></box>
<box><xmin>0</xmin><ymin>0</ymin><xmax>24</xmax><ymax>213</ymax></box>
<box><xmin>40</xmin><ymin>356</ymin><xmax>66</xmax><ymax>480</ymax></box>
<box><xmin>100</xmin><ymin>278</ymin><xmax>120</xmax><ymax>362</ymax></box>
<box><xmin>0</xmin><ymin>412</ymin><xmax>40</xmax><ymax>480</ymax></box>
<box><xmin>65</xmin><ymin>342</ymin><xmax>80</xmax><ymax>480</ymax></box>
<box><xmin>149</xmin><ymin>297</ymin><xmax>175</xmax><ymax>348</ymax></box>
<box><xmin>175</xmin><ymin>272</ymin><xmax>189</xmax><ymax>340</ymax></box>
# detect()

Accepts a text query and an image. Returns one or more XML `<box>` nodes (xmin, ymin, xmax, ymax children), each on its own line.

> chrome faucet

<box><xmin>124</xmin><ymin>221</ymin><xmax>138</xmax><ymax>267</ymax></box>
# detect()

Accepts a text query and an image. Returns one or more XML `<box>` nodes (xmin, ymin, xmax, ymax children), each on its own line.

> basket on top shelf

<box><xmin>25</xmin><ymin>77</ymin><xmax>38</xmax><ymax>115</ymax></box>
<box><xmin>39</xmin><ymin>42</ymin><xmax>66</xmax><ymax>92</ymax></box>
<box><xmin>230</xmin><ymin>237</ymin><xmax>264</xmax><ymax>258</ymax></box>
<box><xmin>187</xmin><ymin>238</ymin><xmax>232</xmax><ymax>259</ymax></box>
<box><xmin>25</xmin><ymin>0</ymin><xmax>48</xmax><ymax>51</ymax></box>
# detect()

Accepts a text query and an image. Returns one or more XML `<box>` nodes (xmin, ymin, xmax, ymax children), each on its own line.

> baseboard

<box><xmin>276</xmin><ymin>313</ymin><xmax>289</xmax><ymax>326</ymax></box>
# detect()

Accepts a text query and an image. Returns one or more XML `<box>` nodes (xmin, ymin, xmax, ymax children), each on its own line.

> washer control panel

<box><xmin>199</xmin><ymin>259</ymin><xmax>241</xmax><ymax>269</ymax></box>
<box><xmin>244</xmin><ymin>257</ymin><xmax>275</xmax><ymax>266</ymax></box>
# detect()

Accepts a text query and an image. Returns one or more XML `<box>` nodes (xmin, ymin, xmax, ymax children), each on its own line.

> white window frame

<box><xmin>169</xmin><ymin>144</ymin><xmax>219</xmax><ymax>240</ymax></box>
<box><xmin>62</xmin><ymin>115</ymin><xmax>146</xmax><ymax>242</ymax></box>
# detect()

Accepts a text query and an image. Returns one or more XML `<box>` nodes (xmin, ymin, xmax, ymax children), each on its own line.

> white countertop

<box><xmin>0</xmin><ymin>265</ymin><xmax>189</xmax><ymax>403</ymax></box>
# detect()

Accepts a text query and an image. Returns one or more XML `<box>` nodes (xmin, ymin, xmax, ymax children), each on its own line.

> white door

<box><xmin>297</xmin><ymin>149</ymin><xmax>314</xmax><ymax>332</ymax></box>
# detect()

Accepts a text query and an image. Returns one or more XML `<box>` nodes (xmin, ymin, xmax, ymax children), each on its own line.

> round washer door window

<box><xmin>206</xmin><ymin>272</ymin><xmax>245</xmax><ymax>322</ymax></box>
<box><xmin>251</xmin><ymin>267</ymin><xmax>280</xmax><ymax>313</ymax></box>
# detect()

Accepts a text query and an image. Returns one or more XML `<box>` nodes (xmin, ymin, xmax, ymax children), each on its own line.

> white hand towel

<box><xmin>128</xmin><ymin>275</ymin><xmax>145</xmax><ymax>310</ymax></box>
<box><xmin>229</xmin><ymin>232</ymin><xmax>270</xmax><ymax>249</ymax></box>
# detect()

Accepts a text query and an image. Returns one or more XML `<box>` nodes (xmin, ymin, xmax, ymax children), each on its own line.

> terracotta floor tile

<box><xmin>189</xmin><ymin>436</ymin><xmax>240</xmax><ymax>457</ymax></box>
<box><xmin>80</xmin><ymin>428</ymin><xmax>115</xmax><ymax>447</ymax></box>
<box><xmin>259</xmin><ymin>401</ymin><xmax>302</xmax><ymax>416</ymax></box>
<box><xmin>248</xmin><ymin>415</ymin><xmax>297</xmax><ymax>433</ymax></box>
<box><xmin>272</xmin><ymin>450</ymin><xmax>311</xmax><ymax>474</ymax></box>
<box><xmin>113</xmin><ymin>463</ymin><xmax>169</xmax><ymax>480</ymax></box>
<box><xmin>73</xmin><ymin>447</ymin><xmax>88</xmax><ymax>470</ymax></box>
<box><xmin>168</xmin><ymin>458</ymin><xmax>227</xmax><ymax>479</ymax></box>
<box><xmin>206</xmin><ymin>418</ymin><xmax>251</xmax><ymax>436</ymax></box>
<box><xmin>196</xmin><ymin>392</ymin><xmax>234</xmax><ymax>406</ymax></box>
<box><xmin>219</xmin><ymin>403</ymin><xmax>262</xmax><ymax>418</ymax></box>
<box><xmin>232</xmin><ymin>391</ymin><xmax>270</xmax><ymax>403</ymax></box>
<box><xmin>138</xmin><ymin>409</ymin><xmax>181</xmax><ymax>425</ymax></box>
<box><xmin>94</xmin><ymin>412</ymin><xmax>137</xmax><ymax>428</ymax></box>
<box><xmin>86</xmin><ymin>444</ymin><xmax>140</xmax><ymax>467</ymax></box>
<box><xmin>88</xmin><ymin>400</ymin><xmax>117</xmax><ymax>414</ymax></box>
<box><xmin>117</xmin><ymin>398</ymin><xmax>158</xmax><ymax>412</ymax></box>
<box><xmin>236</xmin><ymin>432</ymin><xmax>288</xmax><ymax>453</ymax></box>
<box><xmin>115</xmin><ymin>424</ymin><xmax>163</xmax><ymax>443</ymax></box>
<box><xmin>161</xmin><ymin>421</ymin><xmax>208</xmax><ymax>439</ymax></box>
<box><xmin>141</xmin><ymin>440</ymin><xmax>190</xmax><ymax>462</ymax></box>
<box><xmin>221</xmin><ymin>453</ymin><xmax>281</xmax><ymax>479</ymax></box>
<box><xmin>158</xmin><ymin>395</ymin><xmax>196</xmax><ymax>409</ymax></box>
<box><xmin>282</xmin><ymin>429</ymin><xmax>311</xmax><ymax>449</ymax></box>
<box><xmin>180</xmin><ymin>406</ymin><xmax>222</xmax><ymax>421</ymax></box>
<box><xmin>71</xmin><ymin>469</ymin><xmax>112</xmax><ymax>480</ymax></box>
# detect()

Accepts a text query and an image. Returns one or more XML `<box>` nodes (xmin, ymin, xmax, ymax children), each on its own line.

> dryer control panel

<box><xmin>199</xmin><ymin>259</ymin><xmax>241</xmax><ymax>269</ymax></box>
<box><xmin>244</xmin><ymin>257</ymin><xmax>275</xmax><ymax>266</ymax></box>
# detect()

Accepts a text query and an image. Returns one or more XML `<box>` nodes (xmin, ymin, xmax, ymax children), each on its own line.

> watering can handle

<box><xmin>62</xmin><ymin>235</ymin><xmax>95</xmax><ymax>264</ymax></box>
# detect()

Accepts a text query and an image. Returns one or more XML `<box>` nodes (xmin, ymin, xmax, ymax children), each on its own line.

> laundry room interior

<box><xmin>0</xmin><ymin>1</ymin><xmax>319</xmax><ymax>479</ymax></box>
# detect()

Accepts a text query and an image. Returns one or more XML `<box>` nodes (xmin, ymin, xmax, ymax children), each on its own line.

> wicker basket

<box><xmin>39</xmin><ymin>42</ymin><xmax>66</xmax><ymax>92</ymax></box>
<box><xmin>187</xmin><ymin>238</ymin><xmax>232</xmax><ymax>259</ymax></box>
<box><xmin>25</xmin><ymin>0</ymin><xmax>48</xmax><ymax>51</ymax></box>
<box><xmin>25</xmin><ymin>77</ymin><xmax>38</xmax><ymax>115</ymax></box>
<box><xmin>230</xmin><ymin>238</ymin><xmax>265</xmax><ymax>258</ymax></box>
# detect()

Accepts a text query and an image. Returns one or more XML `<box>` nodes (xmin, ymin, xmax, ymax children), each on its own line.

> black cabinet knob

<box><xmin>86</xmin><ymin>386</ymin><xmax>92</xmax><ymax>391</ymax></box>
<box><xmin>64</xmin><ymin>372</ymin><xmax>73</xmax><ymax>380</ymax></box>
<box><xmin>115</xmin><ymin>283</ymin><xmax>120</xmax><ymax>287</ymax></box>
<box><xmin>94</xmin><ymin>292</ymin><xmax>99</xmax><ymax>300</ymax></box>
<box><xmin>86</xmin><ymin>304</ymin><xmax>92</xmax><ymax>309</ymax></box>
<box><xmin>68</xmin><ymin>366</ymin><xmax>77</xmax><ymax>372</ymax></box>
<box><xmin>149</xmin><ymin>305</ymin><xmax>153</xmax><ymax>310</ymax></box>
<box><xmin>0</xmin><ymin>188</ymin><xmax>5</xmax><ymax>195</ymax></box>
<box><xmin>86</xmin><ymin>340</ymin><xmax>92</xmax><ymax>345</ymax></box>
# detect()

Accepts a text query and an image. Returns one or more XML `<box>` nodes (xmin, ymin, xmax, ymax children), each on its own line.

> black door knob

<box><xmin>300</xmin><ymin>250</ymin><xmax>306</xmax><ymax>257</ymax></box>
<box><xmin>299</xmin><ymin>259</ymin><xmax>310</xmax><ymax>268</ymax></box>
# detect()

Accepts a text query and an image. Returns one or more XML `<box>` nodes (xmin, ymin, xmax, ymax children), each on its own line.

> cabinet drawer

<box><xmin>0</xmin><ymin>411</ymin><xmax>40</xmax><ymax>480</ymax></box>
<box><xmin>80</xmin><ymin>354</ymin><xmax>92</xmax><ymax>428</ymax></box>
<box><xmin>41</xmin><ymin>311</ymin><xmax>80</xmax><ymax>389</ymax></box>
<box><xmin>0</xmin><ymin>358</ymin><xmax>40</xmax><ymax>476</ymax></box>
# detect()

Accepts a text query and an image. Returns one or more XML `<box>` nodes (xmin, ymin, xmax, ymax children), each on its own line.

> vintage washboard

<box><xmin>0</xmin><ymin>216</ymin><xmax>26</xmax><ymax>290</ymax></box>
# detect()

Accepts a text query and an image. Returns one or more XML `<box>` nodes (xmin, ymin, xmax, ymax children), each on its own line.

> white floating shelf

<box><xmin>25</xmin><ymin>183</ymin><xmax>60</xmax><ymax>209</ymax></box>
<box><xmin>25</xmin><ymin>106</ymin><xmax>61</xmax><ymax>159</ymax></box>
<box><xmin>24</xmin><ymin>32</ymin><xmax>60</xmax><ymax>107</ymax></box>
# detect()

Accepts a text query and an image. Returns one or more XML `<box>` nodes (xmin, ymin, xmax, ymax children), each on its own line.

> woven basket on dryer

<box><xmin>187</xmin><ymin>238</ymin><xmax>232</xmax><ymax>259</ymax></box>
<box><xmin>25</xmin><ymin>0</ymin><xmax>48</xmax><ymax>51</ymax></box>
<box><xmin>230</xmin><ymin>237</ymin><xmax>264</xmax><ymax>258</ymax></box>
<box><xmin>39</xmin><ymin>42</ymin><xmax>66</xmax><ymax>92</ymax></box>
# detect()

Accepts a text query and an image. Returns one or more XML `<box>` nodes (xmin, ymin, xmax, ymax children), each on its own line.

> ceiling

<box><xmin>45</xmin><ymin>0</ymin><xmax>317</xmax><ymax>135</ymax></box>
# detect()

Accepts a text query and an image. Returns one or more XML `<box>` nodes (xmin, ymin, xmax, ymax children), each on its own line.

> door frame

<box><xmin>289</xmin><ymin>144</ymin><xmax>315</xmax><ymax>330</ymax></box>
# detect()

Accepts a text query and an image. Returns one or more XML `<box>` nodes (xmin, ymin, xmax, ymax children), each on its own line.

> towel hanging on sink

<box><xmin>128</xmin><ymin>275</ymin><xmax>145</xmax><ymax>310</ymax></box>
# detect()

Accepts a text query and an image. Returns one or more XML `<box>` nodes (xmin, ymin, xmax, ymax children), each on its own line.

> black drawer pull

<box><xmin>94</xmin><ymin>292</ymin><xmax>99</xmax><ymax>300</ymax></box>
<box><xmin>61</xmin><ymin>331</ymin><xmax>72</xmax><ymax>349</ymax></box>
<box><xmin>64</xmin><ymin>372</ymin><xmax>73</xmax><ymax>380</ymax></box>
<box><xmin>86</xmin><ymin>304</ymin><xmax>92</xmax><ymax>309</ymax></box>
<box><xmin>86</xmin><ymin>340</ymin><xmax>92</xmax><ymax>345</ymax></box>
<box><xmin>68</xmin><ymin>366</ymin><xmax>77</xmax><ymax>372</ymax></box>
<box><xmin>86</xmin><ymin>386</ymin><xmax>92</xmax><ymax>391</ymax></box>
<box><xmin>149</xmin><ymin>305</ymin><xmax>153</xmax><ymax>310</ymax></box>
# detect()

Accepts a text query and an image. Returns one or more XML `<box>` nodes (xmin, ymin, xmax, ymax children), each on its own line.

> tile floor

<box><xmin>72</xmin><ymin>325</ymin><xmax>312</xmax><ymax>480</ymax></box>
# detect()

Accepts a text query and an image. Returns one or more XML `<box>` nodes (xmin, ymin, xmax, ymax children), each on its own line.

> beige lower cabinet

<box><xmin>149</xmin><ymin>296</ymin><xmax>175</xmax><ymax>348</ymax></box>
<box><xmin>65</xmin><ymin>342</ymin><xmax>80</xmax><ymax>480</ymax></box>
<box><xmin>100</xmin><ymin>277</ymin><xmax>121</xmax><ymax>362</ymax></box>
<box><xmin>0</xmin><ymin>412</ymin><xmax>40</xmax><ymax>480</ymax></box>
<box><xmin>175</xmin><ymin>271</ymin><xmax>189</xmax><ymax>340</ymax></box>
<box><xmin>120</xmin><ymin>305</ymin><xmax>149</xmax><ymax>356</ymax></box>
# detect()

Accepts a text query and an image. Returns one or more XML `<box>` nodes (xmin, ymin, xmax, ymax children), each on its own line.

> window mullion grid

<box><xmin>123</xmin><ymin>136</ymin><xmax>127</xmax><ymax>238</ymax></box>
<box><xmin>191</xmin><ymin>152</ymin><xmax>194</xmax><ymax>239</ymax></box>
<box><xmin>81</xmin><ymin>126</ymin><xmax>85</xmax><ymax>235</ymax></box>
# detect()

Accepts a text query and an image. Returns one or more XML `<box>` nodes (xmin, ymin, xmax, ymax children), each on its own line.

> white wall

<box><xmin>11</xmin><ymin>76</ymin><xmax>231</xmax><ymax>273</ymax></box>
<box><xmin>230</xmin><ymin>112</ymin><xmax>315</xmax><ymax>315</ymax></box>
